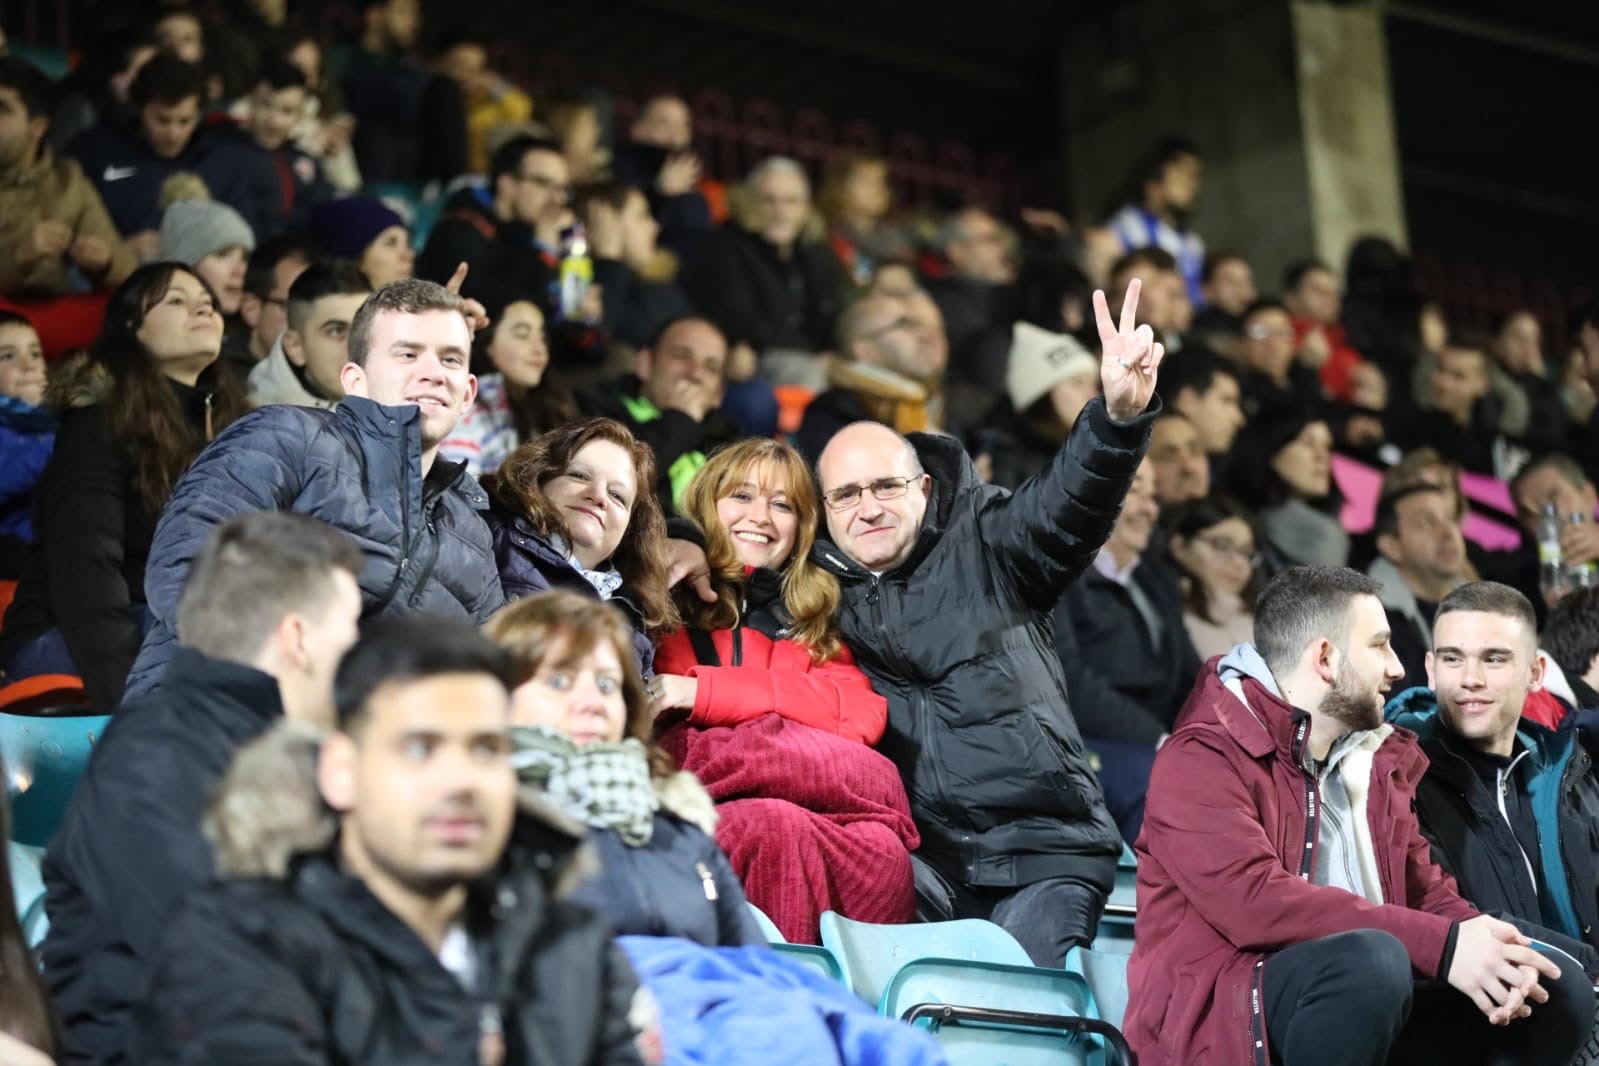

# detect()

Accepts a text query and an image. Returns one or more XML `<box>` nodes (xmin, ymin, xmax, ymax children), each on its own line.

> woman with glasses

<box><xmin>482</xmin><ymin>418</ymin><xmax>677</xmax><ymax>676</ymax></box>
<box><xmin>651</xmin><ymin>439</ymin><xmax>917</xmax><ymax>944</ymax></box>
<box><xmin>1164</xmin><ymin>496</ymin><xmax>1265</xmax><ymax>659</ymax></box>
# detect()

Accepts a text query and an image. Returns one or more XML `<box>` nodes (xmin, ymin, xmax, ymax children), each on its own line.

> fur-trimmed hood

<box><xmin>206</xmin><ymin>721</ymin><xmax>597</xmax><ymax>893</ymax></box>
<box><xmin>44</xmin><ymin>352</ymin><xmax>114</xmax><ymax>411</ymax></box>
<box><xmin>653</xmin><ymin>766</ymin><xmax>718</xmax><ymax>836</ymax></box>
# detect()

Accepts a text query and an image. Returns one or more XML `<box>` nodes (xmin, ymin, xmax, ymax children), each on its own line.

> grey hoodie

<box><xmin>245</xmin><ymin>334</ymin><xmax>338</xmax><ymax>411</ymax></box>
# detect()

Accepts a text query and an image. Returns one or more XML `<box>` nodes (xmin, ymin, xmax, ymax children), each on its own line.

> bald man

<box><xmin>807</xmin><ymin>279</ymin><xmax>1167</xmax><ymax>965</ymax></box>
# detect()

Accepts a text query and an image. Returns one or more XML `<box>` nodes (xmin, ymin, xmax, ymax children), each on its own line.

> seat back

<box><xmin>9</xmin><ymin>842</ymin><xmax>48</xmax><ymax>948</ymax></box>
<box><xmin>819</xmin><ymin>912</ymin><xmax>1030</xmax><ymax>1007</ymax></box>
<box><xmin>1066</xmin><ymin>946</ymin><xmax>1132</xmax><ymax>1030</ymax></box>
<box><xmin>1</xmin><ymin>711</ymin><xmax>110</xmax><ymax>847</ymax></box>
<box><xmin>770</xmin><ymin>943</ymin><xmax>847</xmax><ymax>987</ymax></box>
<box><xmin>1091</xmin><ymin>910</ymin><xmax>1136</xmax><ymax>958</ymax></box>
<box><xmin>747</xmin><ymin>901</ymin><xmax>785</xmax><ymax>944</ymax></box>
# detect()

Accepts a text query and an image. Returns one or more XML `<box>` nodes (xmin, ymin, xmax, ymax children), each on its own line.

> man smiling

<box><xmin>124</xmin><ymin>278</ymin><xmax>502</xmax><ymax>702</ymax></box>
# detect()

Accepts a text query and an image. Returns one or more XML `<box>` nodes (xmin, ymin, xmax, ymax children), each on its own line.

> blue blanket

<box><xmin>619</xmin><ymin>937</ymin><xmax>948</xmax><ymax>1066</ymax></box>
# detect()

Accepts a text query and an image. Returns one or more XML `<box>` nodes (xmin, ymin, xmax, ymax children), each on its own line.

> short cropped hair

<box><xmin>1435</xmin><ymin>582</ymin><xmax>1538</xmax><ymax>647</ymax></box>
<box><xmin>1373</xmin><ymin>483</ymin><xmax>1450</xmax><ymax>541</ymax></box>
<box><xmin>346</xmin><ymin>278</ymin><xmax>466</xmax><ymax>368</ymax></box>
<box><xmin>244</xmin><ymin>236</ymin><xmax>314</xmax><ymax>300</ymax></box>
<box><xmin>0</xmin><ymin>56</ymin><xmax>56</xmax><ymax>119</ymax></box>
<box><xmin>129</xmin><ymin>52</ymin><xmax>207</xmax><ymax>109</ymax></box>
<box><xmin>1544</xmin><ymin>587</ymin><xmax>1599</xmax><ymax>682</ymax></box>
<box><xmin>489</xmin><ymin>135</ymin><xmax>564</xmax><ymax>186</ymax></box>
<box><xmin>1160</xmin><ymin>347</ymin><xmax>1237</xmax><ymax>402</ymax></box>
<box><xmin>1282</xmin><ymin>259</ymin><xmax>1332</xmax><ymax>293</ymax></box>
<box><xmin>1254</xmin><ymin>566</ymin><xmax>1382</xmax><ymax>681</ymax></box>
<box><xmin>286</xmin><ymin>260</ymin><xmax>373</xmax><ymax>334</ymax></box>
<box><xmin>177</xmin><ymin>513</ymin><xmax>365</xmax><ymax>662</ymax></box>
<box><xmin>333</xmin><ymin>616</ymin><xmax>517</xmax><ymax>734</ymax></box>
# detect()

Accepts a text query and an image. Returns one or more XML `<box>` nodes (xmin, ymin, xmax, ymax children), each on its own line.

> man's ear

<box><xmin>635</xmin><ymin>347</ymin><xmax>654</xmax><ymax>383</ymax></box>
<box><xmin>1424</xmin><ymin>649</ymin><xmax>1436</xmax><ymax>691</ymax></box>
<box><xmin>1375</xmin><ymin>531</ymin><xmax>1402</xmax><ymax>566</ymax></box>
<box><xmin>340</xmin><ymin>362</ymin><xmax>368</xmax><ymax>398</ymax></box>
<box><xmin>317</xmin><ymin>731</ymin><xmax>357</xmax><ymax>814</ymax></box>
<box><xmin>282</xmin><ymin>329</ymin><xmax>306</xmax><ymax>368</ymax></box>
<box><xmin>1529</xmin><ymin>650</ymin><xmax>1547</xmax><ymax>693</ymax></box>
<box><xmin>1311</xmin><ymin>636</ymin><xmax>1338</xmax><ymax>685</ymax></box>
<box><xmin>240</xmin><ymin>292</ymin><xmax>263</xmax><ymax>330</ymax></box>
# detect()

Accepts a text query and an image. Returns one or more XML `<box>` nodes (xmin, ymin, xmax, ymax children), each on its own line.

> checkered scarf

<box><xmin>510</xmin><ymin>725</ymin><xmax>659</xmax><ymax>846</ymax></box>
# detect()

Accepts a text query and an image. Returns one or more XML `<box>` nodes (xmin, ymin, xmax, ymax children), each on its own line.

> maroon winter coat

<box><xmin>1124</xmin><ymin>654</ymin><xmax>1480</xmax><ymax>1066</ymax></box>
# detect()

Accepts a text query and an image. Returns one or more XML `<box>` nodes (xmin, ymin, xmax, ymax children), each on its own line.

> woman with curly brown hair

<box><xmin>482</xmin><ymin>417</ymin><xmax>678</xmax><ymax>675</ymax></box>
<box><xmin>0</xmin><ymin>263</ymin><xmax>244</xmax><ymax>710</ymax></box>
<box><xmin>651</xmin><ymin>437</ymin><xmax>918</xmax><ymax>944</ymax></box>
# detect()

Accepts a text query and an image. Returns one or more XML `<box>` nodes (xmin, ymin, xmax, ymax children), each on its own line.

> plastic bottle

<box><xmin>555</xmin><ymin>223</ymin><xmax>593</xmax><ymax>323</ymax></box>
<box><xmin>1567</xmin><ymin>512</ymin><xmax>1599</xmax><ymax>589</ymax></box>
<box><xmin>1539</xmin><ymin>503</ymin><xmax>1568</xmax><ymax>602</ymax></box>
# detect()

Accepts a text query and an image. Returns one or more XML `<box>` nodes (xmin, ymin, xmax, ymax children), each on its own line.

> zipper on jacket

<box><xmin>1292</xmin><ymin>718</ymin><xmax>1320</xmax><ymax>879</ymax></box>
<box><xmin>1249</xmin><ymin>956</ymin><xmax>1269</xmax><ymax>1066</ymax></box>
<box><xmin>696</xmin><ymin>862</ymin><xmax>719</xmax><ymax>901</ymax></box>
<box><xmin>406</xmin><ymin>509</ymin><xmax>444</xmax><ymax>608</ymax></box>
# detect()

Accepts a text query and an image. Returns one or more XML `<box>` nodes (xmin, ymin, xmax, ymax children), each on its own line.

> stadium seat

<box><xmin>8</xmin><ymin>842</ymin><xmax>48</xmax><ymax>949</ymax></box>
<box><xmin>820</xmin><ymin>912</ymin><xmax>1031</xmax><ymax>1005</ymax></box>
<box><xmin>770</xmin><ymin>943</ymin><xmax>848</xmax><ymax>987</ymax></box>
<box><xmin>748</xmin><ymin>900</ymin><xmax>785</xmax><ymax>943</ymax></box>
<box><xmin>1066</xmin><ymin>945</ymin><xmax>1131</xmax><ymax>1030</ymax></box>
<box><xmin>1</xmin><ymin>709</ymin><xmax>109</xmax><ymax>848</ymax></box>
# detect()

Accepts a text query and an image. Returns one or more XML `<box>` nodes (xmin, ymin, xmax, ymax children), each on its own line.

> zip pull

<box><xmin>478</xmin><ymin>1003</ymin><xmax>505</xmax><ymax>1066</ymax></box>
<box><xmin>203</xmin><ymin>392</ymin><xmax>215</xmax><ymax>441</ymax></box>
<box><xmin>696</xmin><ymin>861</ymin><xmax>718</xmax><ymax>901</ymax></box>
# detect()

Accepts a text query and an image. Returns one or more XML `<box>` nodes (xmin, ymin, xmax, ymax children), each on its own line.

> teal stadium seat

<box><xmin>1</xmin><ymin>709</ymin><xmax>109</xmax><ymax>848</ymax></box>
<box><xmin>747</xmin><ymin>901</ymin><xmax>785</xmax><ymax>943</ymax></box>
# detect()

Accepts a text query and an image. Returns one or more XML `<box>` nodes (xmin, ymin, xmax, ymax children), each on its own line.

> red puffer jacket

<box><xmin>653</xmin><ymin>568</ymin><xmax>887</xmax><ymax>746</ymax></box>
<box><xmin>1125</xmin><ymin>650</ymin><xmax>1480</xmax><ymax>1066</ymax></box>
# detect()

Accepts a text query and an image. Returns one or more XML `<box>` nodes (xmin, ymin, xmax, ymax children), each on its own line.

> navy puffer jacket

<box><xmin>125</xmin><ymin>397</ymin><xmax>504</xmax><ymax>701</ymax></box>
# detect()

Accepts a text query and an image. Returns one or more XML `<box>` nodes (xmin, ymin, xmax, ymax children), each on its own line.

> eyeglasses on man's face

<box><xmin>823</xmin><ymin>476</ymin><xmax>915</xmax><ymax>511</ymax></box>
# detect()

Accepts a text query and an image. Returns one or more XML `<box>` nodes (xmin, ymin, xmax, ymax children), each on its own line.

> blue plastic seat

<box><xmin>770</xmin><ymin>943</ymin><xmax>848</xmax><ymax>987</ymax></box>
<box><xmin>1066</xmin><ymin>945</ymin><xmax>1131</xmax><ymax>1030</ymax></box>
<box><xmin>820</xmin><ymin>912</ymin><xmax>1031</xmax><ymax>1005</ymax></box>
<box><xmin>747</xmin><ymin>901</ymin><xmax>785</xmax><ymax>943</ymax></box>
<box><xmin>1</xmin><ymin>711</ymin><xmax>110</xmax><ymax>848</ymax></box>
<box><xmin>9</xmin><ymin>842</ymin><xmax>48</xmax><ymax>949</ymax></box>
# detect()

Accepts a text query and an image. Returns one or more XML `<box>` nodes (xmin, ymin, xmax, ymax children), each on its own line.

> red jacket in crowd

<box><xmin>1125</xmin><ymin>651</ymin><xmax>1480</xmax><ymax>1066</ymax></box>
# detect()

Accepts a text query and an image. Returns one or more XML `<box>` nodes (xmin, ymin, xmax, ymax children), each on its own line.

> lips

<box><xmin>568</xmin><ymin>505</ymin><xmax>603</xmax><ymax>528</ymax></box>
<box><xmin>426</xmin><ymin>814</ymin><xmax>485</xmax><ymax>844</ymax></box>
<box><xmin>734</xmin><ymin>531</ymin><xmax>771</xmax><ymax>544</ymax></box>
<box><xmin>408</xmin><ymin>395</ymin><xmax>448</xmax><ymax>409</ymax></box>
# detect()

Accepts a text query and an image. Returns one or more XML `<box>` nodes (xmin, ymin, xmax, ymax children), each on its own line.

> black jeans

<box><xmin>911</xmin><ymin>854</ymin><xmax>1103</xmax><ymax>967</ymax></box>
<box><xmin>1263</xmin><ymin>929</ymin><xmax>1597</xmax><ymax>1066</ymax></box>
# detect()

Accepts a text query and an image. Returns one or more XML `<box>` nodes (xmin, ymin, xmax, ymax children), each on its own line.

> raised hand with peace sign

<box><xmin>1093</xmin><ymin>276</ymin><xmax>1166</xmax><ymax>422</ymax></box>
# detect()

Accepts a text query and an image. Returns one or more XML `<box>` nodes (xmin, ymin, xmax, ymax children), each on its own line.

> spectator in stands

<box><xmin>49</xmin><ymin>27</ymin><xmax>157</xmax><ymax>153</ymax></box>
<box><xmin>1225</xmin><ymin>403</ymin><xmax>1348</xmax><ymax>569</ymax></box>
<box><xmin>1386</xmin><ymin>582</ymin><xmax>1599</xmax><ymax>979</ymax></box>
<box><xmin>611</xmin><ymin>93</ymin><xmax>713</xmax><ymax>261</ymax></box>
<box><xmin>0</xmin><ymin>311</ymin><xmax>51</xmax><ymax>578</ymax></box>
<box><xmin>1368</xmin><ymin>484</ymin><xmax>1471</xmax><ymax>693</ymax></box>
<box><xmin>487</xmin><ymin>590</ymin><xmax>764</xmax><ymax>948</ymax></box>
<box><xmin>441</xmin><ymin>299</ymin><xmax>577</xmax><ymax>475</ymax></box>
<box><xmin>42</xmin><ymin>513</ymin><xmax>363</xmax><ymax>1065</ymax></box>
<box><xmin>795</xmin><ymin>291</ymin><xmax>948</xmax><ymax>466</ymax></box>
<box><xmin>578</xmin><ymin>317</ymin><xmax>740</xmax><ymax>512</ymax></box>
<box><xmin>157</xmin><ymin>197</ymin><xmax>254</xmax><ymax>317</ymax></box>
<box><xmin>923</xmin><ymin>206</ymin><xmax>1013</xmax><ymax>398</ymax></box>
<box><xmin>1108</xmin><ymin>247</ymin><xmax>1187</xmax><ymax>349</ymax></box>
<box><xmin>1366</xmin><ymin>448</ymin><xmax>1485</xmax><ymax>583</ymax></box>
<box><xmin>1126</xmin><ymin>565</ymin><xmax>1594</xmax><ymax>1066</ymax></box>
<box><xmin>418</xmin><ymin>135</ymin><xmax>571</xmax><ymax>320</ymax></box>
<box><xmin>580</xmin><ymin>180</ymin><xmax>694</xmax><ymax>349</ymax></box>
<box><xmin>818</xmin><ymin>152</ymin><xmax>911</xmax><ymax>288</ymax></box>
<box><xmin>208</xmin><ymin>0</ymin><xmax>292</xmax><ymax>102</ymax></box>
<box><xmin>1107</xmin><ymin>136</ymin><xmax>1204</xmax><ymax>301</ymax></box>
<box><xmin>233</xmin><ymin>59</ymin><xmax>333</xmax><ymax>234</ymax></box>
<box><xmin>483</xmin><ymin>418</ymin><xmax>676</xmax><ymax>674</ymax></box>
<box><xmin>124</xmin><ymin>278</ymin><xmax>503</xmax><ymax>700</ymax></box>
<box><xmin>247</xmin><ymin>259</ymin><xmax>372</xmax><ymax>409</ymax></box>
<box><xmin>222</xmin><ymin>235</ymin><xmax>310</xmax><ymax>378</ymax></box>
<box><xmin>1235</xmin><ymin>298</ymin><xmax>1321</xmax><ymax>418</ymax></box>
<box><xmin>1419</xmin><ymin>338</ymin><xmax>1501</xmax><ymax>475</ymax></box>
<box><xmin>0</xmin><ymin>753</ymin><xmax>53</xmax><ymax>1064</ymax></box>
<box><xmin>1161</xmin><ymin>347</ymin><xmax>1244</xmax><ymax>461</ymax></box>
<box><xmin>802</xmin><ymin>279</ymin><xmax>1164</xmax><ymax>965</ymax></box>
<box><xmin>543</xmin><ymin>93</ymin><xmax>607</xmax><ymax>185</ymax></box>
<box><xmin>1283</xmin><ymin>258</ymin><xmax>1364</xmax><ymax>401</ymax></box>
<box><xmin>276</xmin><ymin>31</ymin><xmax>361</xmax><ymax>192</ymax></box>
<box><xmin>1165</xmin><ymin>495</ymin><xmax>1263</xmax><ymax>659</ymax></box>
<box><xmin>1545</xmin><ymin>586</ymin><xmax>1599</xmax><ymax>712</ymax></box>
<box><xmin>66</xmin><ymin>53</ymin><xmax>281</xmax><ymax>248</ymax></box>
<box><xmin>1493</xmin><ymin>310</ymin><xmax>1570</xmax><ymax>457</ymax></box>
<box><xmin>1054</xmin><ymin>455</ymin><xmax>1202</xmax><ymax>843</ymax></box>
<box><xmin>652</xmin><ymin>438</ymin><xmax>917</xmax><ymax>943</ymax></box>
<box><xmin>1190</xmin><ymin>251</ymin><xmax>1254</xmax><ymax>353</ymax></box>
<box><xmin>1508</xmin><ymin>453</ymin><xmax>1599</xmax><ymax>610</ymax></box>
<box><xmin>0</xmin><ymin>264</ymin><xmax>244</xmax><ymax>711</ymax></box>
<box><xmin>0</xmin><ymin>57</ymin><xmax>134</xmax><ymax>297</ymax></box>
<box><xmin>1147</xmin><ymin>410</ymin><xmax>1209</xmax><ymax>506</ymax></box>
<box><xmin>308</xmin><ymin>194</ymin><xmax>414</xmax><ymax>288</ymax></box>
<box><xmin>131</xmin><ymin>615</ymin><xmax>658</xmax><ymax>1064</ymax></box>
<box><xmin>688</xmin><ymin>157</ymin><xmax>848</xmax><ymax>391</ymax></box>
<box><xmin>333</xmin><ymin>0</ymin><xmax>468</xmax><ymax>184</ymax></box>
<box><xmin>433</xmin><ymin>31</ymin><xmax>533</xmax><ymax>175</ymax></box>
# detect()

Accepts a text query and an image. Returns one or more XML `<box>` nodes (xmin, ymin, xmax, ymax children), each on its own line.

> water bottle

<box><xmin>1567</xmin><ymin>512</ymin><xmax>1599</xmax><ymax>589</ymax></box>
<box><xmin>555</xmin><ymin>223</ymin><xmax>593</xmax><ymax>323</ymax></box>
<box><xmin>1539</xmin><ymin>503</ymin><xmax>1568</xmax><ymax>602</ymax></box>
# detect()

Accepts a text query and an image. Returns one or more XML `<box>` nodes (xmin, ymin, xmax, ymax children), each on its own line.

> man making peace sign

<box><xmin>805</xmin><ymin>278</ymin><xmax>1166</xmax><ymax>964</ymax></box>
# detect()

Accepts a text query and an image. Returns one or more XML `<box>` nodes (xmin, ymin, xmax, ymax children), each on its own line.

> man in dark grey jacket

<box><xmin>125</xmin><ymin>278</ymin><xmax>504</xmax><ymax>701</ymax></box>
<box><xmin>810</xmin><ymin>279</ymin><xmax>1167</xmax><ymax>966</ymax></box>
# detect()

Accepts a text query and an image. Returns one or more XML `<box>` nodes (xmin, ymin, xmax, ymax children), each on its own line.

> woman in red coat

<box><xmin>652</xmin><ymin>437</ymin><xmax>918</xmax><ymax>943</ymax></box>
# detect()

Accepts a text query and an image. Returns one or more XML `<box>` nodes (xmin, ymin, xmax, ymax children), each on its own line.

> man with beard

<box><xmin>1124</xmin><ymin>566</ymin><xmax>1595</xmax><ymax>1066</ymax></box>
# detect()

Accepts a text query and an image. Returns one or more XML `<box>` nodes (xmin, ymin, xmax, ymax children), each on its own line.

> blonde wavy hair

<box><xmin>677</xmin><ymin>438</ymin><xmax>842</xmax><ymax>662</ymax></box>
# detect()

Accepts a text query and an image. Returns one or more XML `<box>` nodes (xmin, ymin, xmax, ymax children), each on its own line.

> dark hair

<box><xmin>84</xmin><ymin>263</ymin><xmax>245</xmax><ymax>517</ymax></box>
<box><xmin>0</xmin><ymin>754</ymin><xmax>54</xmax><ymax>1054</ymax></box>
<box><xmin>467</xmin><ymin>306</ymin><xmax>578</xmax><ymax>442</ymax></box>
<box><xmin>1159</xmin><ymin>347</ymin><xmax>1237</xmax><ymax>404</ymax></box>
<box><xmin>1255</xmin><ymin>566</ymin><xmax>1381</xmax><ymax>680</ymax></box>
<box><xmin>1110</xmin><ymin>246</ymin><xmax>1177</xmax><ymax>283</ymax></box>
<box><xmin>489</xmin><ymin>134</ymin><xmax>564</xmax><ymax>186</ymax></box>
<box><xmin>1545</xmin><ymin>587</ymin><xmax>1599</xmax><ymax>683</ymax></box>
<box><xmin>1223</xmin><ymin>402</ymin><xmax>1340</xmax><ymax>514</ymax></box>
<box><xmin>0</xmin><ymin>309</ymin><xmax>37</xmax><ymax>333</ymax></box>
<box><xmin>486</xmin><ymin>419</ymin><xmax>678</xmax><ymax>637</ymax></box>
<box><xmin>244</xmin><ymin>236</ymin><xmax>314</xmax><ymax>300</ymax></box>
<box><xmin>59</xmin><ymin>26</ymin><xmax>157</xmax><ymax>111</ymax></box>
<box><xmin>254</xmin><ymin>56</ymin><xmax>308</xmax><ymax>93</ymax></box>
<box><xmin>346</xmin><ymin>278</ymin><xmax>466</xmax><ymax>369</ymax></box>
<box><xmin>644</xmin><ymin>314</ymin><xmax>725</xmax><ymax>355</ymax></box>
<box><xmin>1435</xmin><ymin>582</ymin><xmax>1538</xmax><ymax>646</ymax></box>
<box><xmin>177</xmin><ymin>513</ymin><xmax>365</xmax><ymax>661</ymax></box>
<box><xmin>1373</xmin><ymin>483</ymin><xmax>1450</xmax><ymax>541</ymax></box>
<box><xmin>1241</xmin><ymin>298</ymin><xmax>1289</xmax><ymax>324</ymax></box>
<box><xmin>1282</xmin><ymin>259</ymin><xmax>1332</xmax><ymax>293</ymax></box>
<box><xmin>1137</xmin><ymin>136</ymin><xmax>1201</xmax><ymax>191</ymax></box>
<box><xmin>1444</xmin><ymin>329</ymin><xmax>1491</xmax><ymax>357</ymax></box>
<box><xmin>573</xmin><ymin>179</ymin><xmax>641</xmax><ymax>220</ymax></box>
<box><xmin>128</xmin><ymin>52</ymin><xmax>207</xmax><ymax>109</ymax></box>
<box><xmin>1200</xmin><ymin>250</ymin><xmax>1249</xmax><ymax>285</ymax></box>
<box><xmin>0</xmin><ymin>56</ymin><xmax>57</xmax><ymax>120</ymax></box>
<box><xmin>286</xmin><ymin>259</ymin><xmax>372</xmax><ymax>334</ymax></box>
<box><xmin>334</xmin><ymin>615</ymin><xmax>517</xmax><ymax>734</ymax></box>
<box><xmin>1013</xmin><ymin>256</ymin><xmax>1092</xmax><ymax>334</ymax></box>
<box><xmin>1164</xmin><ymin>495</ymin><xmax>1266</xmax><ymax>622</ymax></box>
<box><xmin>1510</xmin><ymin>453</ymin><xmax>1590</xmax><ymax>517</ymax></box>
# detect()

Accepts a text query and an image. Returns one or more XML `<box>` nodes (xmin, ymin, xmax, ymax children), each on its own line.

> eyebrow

<box><xmin>1434</xmin><ymin>645</ymin><xmax>1517</xmax><ymax>657</ymax></box>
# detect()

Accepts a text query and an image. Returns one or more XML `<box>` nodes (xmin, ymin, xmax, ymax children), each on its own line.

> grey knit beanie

<box><xmin>158</xmin><ymin>200</ymin><xmax>257</xmax><ymax>266</ymax></box>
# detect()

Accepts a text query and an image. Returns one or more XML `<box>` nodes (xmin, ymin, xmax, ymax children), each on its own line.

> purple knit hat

<box><xmin>309</xmin><ymin>196</ymin><xmax>407</xmax><ymax>260</ymax></box>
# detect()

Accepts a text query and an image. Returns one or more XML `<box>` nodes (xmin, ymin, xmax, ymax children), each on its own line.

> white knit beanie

<box><xmin>158</xmin><ymin>199</ymin><xmax>257</xmax><ymax>266</ymax></box>
<box><xmin>1005</xmin><ymin>321</ymin><xmax>1099</xmax><ymax>412</ymax></box>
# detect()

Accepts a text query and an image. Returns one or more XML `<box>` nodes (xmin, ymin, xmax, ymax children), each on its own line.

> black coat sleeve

<box><xmin>984</xmin><ymin>395</ymin><xmax>1157</xmax><ymax>612</ymax></box>
<box><xmin>1052</xmin><ymin>590</ymin><xmax>1169</xmax><ymax>746</ymax></box>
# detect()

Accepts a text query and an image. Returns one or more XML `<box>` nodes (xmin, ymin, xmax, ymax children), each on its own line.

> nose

<box><xmin>569</xmin><ymin>671</ymin><xmax>610</xmax><ymax>716</ymax></box>
<box><xmin>1385</xmin><ymin>646</ymin><xmax>1406</xmax><ymax>682</ymax></box>
<box><xmin>856</xmin><ymin>491</ymin><xmax>884</xmax><ymax>521</ymax></box>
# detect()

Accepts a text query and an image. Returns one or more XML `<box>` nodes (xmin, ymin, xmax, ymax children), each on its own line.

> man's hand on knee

<box><xmin>1448</xmin><ymin>915</ymin><xmax>1563</xmax><ymax>1025</ymax></box>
